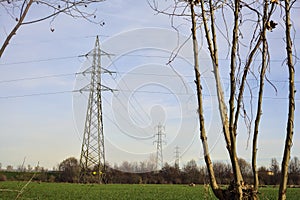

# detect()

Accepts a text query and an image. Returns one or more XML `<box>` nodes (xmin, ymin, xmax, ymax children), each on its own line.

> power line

<box><xmin>0</xmin><ymin>88</ymin><xmax>299</xmax><ymax>100</ymax></box>
<box><xmin>1</xmin><ymin>70</ymin><xmax>299</xmax><ymax>84</ymax></box>
<box><xmin>101</xmin><ymin>95</ymin><xmax>154</xmax><ymax>140</ymax></box>
<box><xmin>0</xmin><ymin>72</ymin><xmax>80</xmax><ymax>84</ymax></box>
<box><xmin>4</xmin><ymin>34</ymin><xmax>300</xmax><ymax>46</ymax></box>
<box><xmin>78</xmin><ymin>53</ymin><xmax>152</xmax><ymax>128</ymax></box>
<box><xmin>0</xmin><ymin>55</ymin><xmax>81</xmax><ymax>66</ymax></box>
<box><xmin>117</xmin><ymin>89</ymin><xmax>195</xmax><ymax>95</ymax></box>
<box><xmin>8</xmin><ymin>35</ymin><xmax>110</xmax><ymax>46</ymax></box>
<box><xmin>114</xmin><ymin>71</ymin><xmax>300</xmax><ymax>83</ymax></box>
<box><xmin>0</xmin><ymin>53</ymin><xmax>292</xmax><ymax>66</ymax></box>
<box><xmin>0</xmin><ymin>90</ymin><xmax>74</xmax><ymax>99</ymax></box>
<box><xmin>106</xmin><ymin>54</ymin><xmax>152</xmax><ymax>125</ymax></box>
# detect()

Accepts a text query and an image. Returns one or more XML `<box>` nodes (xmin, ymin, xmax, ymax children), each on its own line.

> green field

<box><xmin>1</xmin><ymin>182</ymin><xmax>300</xmax><ymax>200</ymax></box>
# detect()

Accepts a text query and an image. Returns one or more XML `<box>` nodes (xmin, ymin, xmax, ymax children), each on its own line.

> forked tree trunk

<box><xmin>278</xmin><ymin>0</ymin><xmax>295</xmax><ymax>199</ymax></box>
<box><xmin>198</xmin><ymin>0</ymin><xmax>244</xmax><ymax>199</ymax></box>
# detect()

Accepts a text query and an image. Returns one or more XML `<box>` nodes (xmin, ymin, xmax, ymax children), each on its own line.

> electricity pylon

<box><xmin>79</xmin><ymin>36</ymin><xmax>113</xmax><ymax>183</ymax></box>
<box><xmin>153</xmin><ymin>123</ymin><xmax>166</xmax><ymax>171</ymax></box>
<box><xmin>174</xmin><ymin>145</ymin><xmax>180</xmax><ymax>168</ymax></box>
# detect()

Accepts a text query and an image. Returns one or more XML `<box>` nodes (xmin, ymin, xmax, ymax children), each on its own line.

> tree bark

<box><xmin>228</xmin><ymin>1</ymin><xmax>244</xmax><ymax>198</ymax></box>
<box><xmin>190</xmin><ymin>3</ymin><xmax>224</xmax><ymax>199</ymax></box>
<box><xmin>199</xmin><ymin>0</ymin><xmax>244</xmax><ymax>198</ymax></box>
<box><xmin>199</xmin><ymin>0</ymin><xmax>232</xmax><ymax>155</ymax></box>
<box><xmin>252</xmin><ymin>0</ymin><xmax>269</xmax><ymax>194</ymax></box>
<box><xmin>278</xmin><ymin>0</ymin><xmax>295</xmax><ymax>199</ymax></box>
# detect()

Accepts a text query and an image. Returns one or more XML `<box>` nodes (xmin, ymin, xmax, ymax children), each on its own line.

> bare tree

<box><xmin>270</xmin><ymin>158</ymin><xmax>280</xmax><ymax>176</ymax></box>
<box><xmin>270</xmin><ymin>158</ymin><xmax>280</xmax><ymax>185</ymax></box>
<box><xmin>213</xmin><ymin>162</ymin><xmax>232</xmax><ymax>184</ymax></box>
<box><xmin>252</xmin><ymin>0</ymin><xmax>271</xmax><ymax>192</ymax></box>
<box><xmin>182</xmin><ymin>159</ymin><xmax>200</xmax><ymax>184</ymax></box>
<box><xmin>288</xmin><ymin>157</ymin><xmax>300</xmax><ymax>185</ymax></box>
<box><xmin>59</xmin><ymin>157</ymin><xmax>80</xmax><ymax>183</ymax></box>
<box><xmin>6</xmin><ymin>165</ymin><xmax>13</xmax><ymax>171</ymax></box>
<box><xmin>193</xmin><ymin>0</ymin><xmax>271</xmax><ymax>198</ymax></box>
<box><xmin>278</xmin><ymin>0</ymin><xmax>296</xmax><ymax>199</ymax></box>
<box><xmin>149</xmin><ymin>0</ymin><xmax>286</xmax><ymax>199</ymax></box>
<box><xmin>289</xmin><ymin>157</ymin><xmax>300</xmax><ymax>174</ymax></box>
<box><xmin>238</xmin><ymin>158</ymin><xmax>251</xmax><ymax>178</ymax></box>
<box><xmin>0</xmin><ymin>0</ymin><xmax>105</xmax><ymax>58</ymax></box>
<box><xmin>189</xmin><ymin>2</ymin><xmax>223</xmax><ymax>198</ymax></box>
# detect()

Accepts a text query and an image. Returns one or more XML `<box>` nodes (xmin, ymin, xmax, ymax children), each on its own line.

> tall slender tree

<box><xmin>278</xmin><ymin>0</ymin><xmax>296</xmax><ymax>199</ymax></box>
<box><xmin>190</xmin><ymin>2</ymin><xmax>223</xmax><ymax>198</ymax></box>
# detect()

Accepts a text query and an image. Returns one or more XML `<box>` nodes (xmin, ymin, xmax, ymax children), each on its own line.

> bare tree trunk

<box><xmin>252</xmin><ymin>0</ymin><xmax>269</xmax><ymax>194</ymax></box>
<box><xmin>199</xmin><ymin>0</ymin><xmax>244</xmax><ymax>198</ymax></box>
<box><xmin>0</xmin><ymin>0</ymin><xmax>33</xmax><ymax>58</ymax></box>
<box><xmin>190</xmin><ymin>3</ymin><xmax>224</xmax><ymax>199</ymax></box>
<box><xmin>228</xmin><ymin>1</ymin><xmax>244</xmax><ymax>199</ymax></box>
<box><xmin>229</xmin><ymin>0</ymin><xmax>239</xmax><ymax>137</ymax></box>
<box><xmin>199</xmin><ymin>0</ymin><xmax>231</xmax><ymax>153</ymax></box>
<box><xmin>278</xmin><ymin>0</ymin><xmax>295</xmax><ymax>199</ymax></box>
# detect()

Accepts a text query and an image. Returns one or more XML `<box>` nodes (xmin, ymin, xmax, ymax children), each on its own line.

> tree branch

<box><xmin>0</xmin><ymin>0</ymin><xmax>33</xmax><ymax>58</ymax></box>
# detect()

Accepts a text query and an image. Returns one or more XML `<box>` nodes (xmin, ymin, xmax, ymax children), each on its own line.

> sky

<box><xmin>0</xmin><ymin>0</ymin><xmax>299</xmax><ymax>171</ymax></box>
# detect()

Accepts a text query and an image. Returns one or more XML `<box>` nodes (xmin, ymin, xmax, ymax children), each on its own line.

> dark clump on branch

<box><xmin>187</xmin><ymin>0</ymin><xmax>200</xmax><ymax>5</ymax></box>
<box><xmin>266</xmin><ymin>20</ymin><xmax>278</xmax><ymax>31</ymax></box>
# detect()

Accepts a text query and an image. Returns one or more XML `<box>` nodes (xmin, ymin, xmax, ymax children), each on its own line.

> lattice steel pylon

<box><xmin>174</xmin><ymin>145</ymin><xmax>180</xmax><ymax>168</ymax></box>
<box><xmin>79</xmin><ymin>36</ymin><xmax>113</xmax><ymax>184</ymax></box>
<box><xmin>153</xmin><ymin>123</ymin><xmax>166</xmax><ymax>171</ymax></box>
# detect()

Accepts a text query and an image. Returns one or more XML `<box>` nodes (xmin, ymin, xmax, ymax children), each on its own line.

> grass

<box><xmin>0</xmin><ymin>181</ymin><xmax>300</xmax><ymax>200</ymax></box>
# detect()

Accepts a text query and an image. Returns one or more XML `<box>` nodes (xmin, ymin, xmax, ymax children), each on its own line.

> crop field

<box><xmin>0</xmin><ymin>182</ymin><xmax>300</xmax><ymax>200</ymax></box>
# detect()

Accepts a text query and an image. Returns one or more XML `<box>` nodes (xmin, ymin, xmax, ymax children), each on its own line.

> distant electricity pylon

<box><xmin>174</xmin><ymin>145</ymin><xmax>180</xmax><ymax>168</ymax></box>
<box><xmin>79</xmin><ymin>36</ymin><xmax>114</xmax><ymax>184</ymax></box>
<box><xmin>153</xmin><ymin>123</ymin><xmax>166</xmax><ymax>171</ymax></box>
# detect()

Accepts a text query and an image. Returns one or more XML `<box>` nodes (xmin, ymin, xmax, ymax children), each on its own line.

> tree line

<box><xmin>1</xmin><ymin>156</ymin><xmax>299</xmax><ymax>186</ymax></box>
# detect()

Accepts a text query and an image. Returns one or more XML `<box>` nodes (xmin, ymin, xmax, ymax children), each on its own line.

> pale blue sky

<box><xmin>0</xmin><ymin>0</ymin><xmax>299</xmax><ymax>170</ymax></box>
